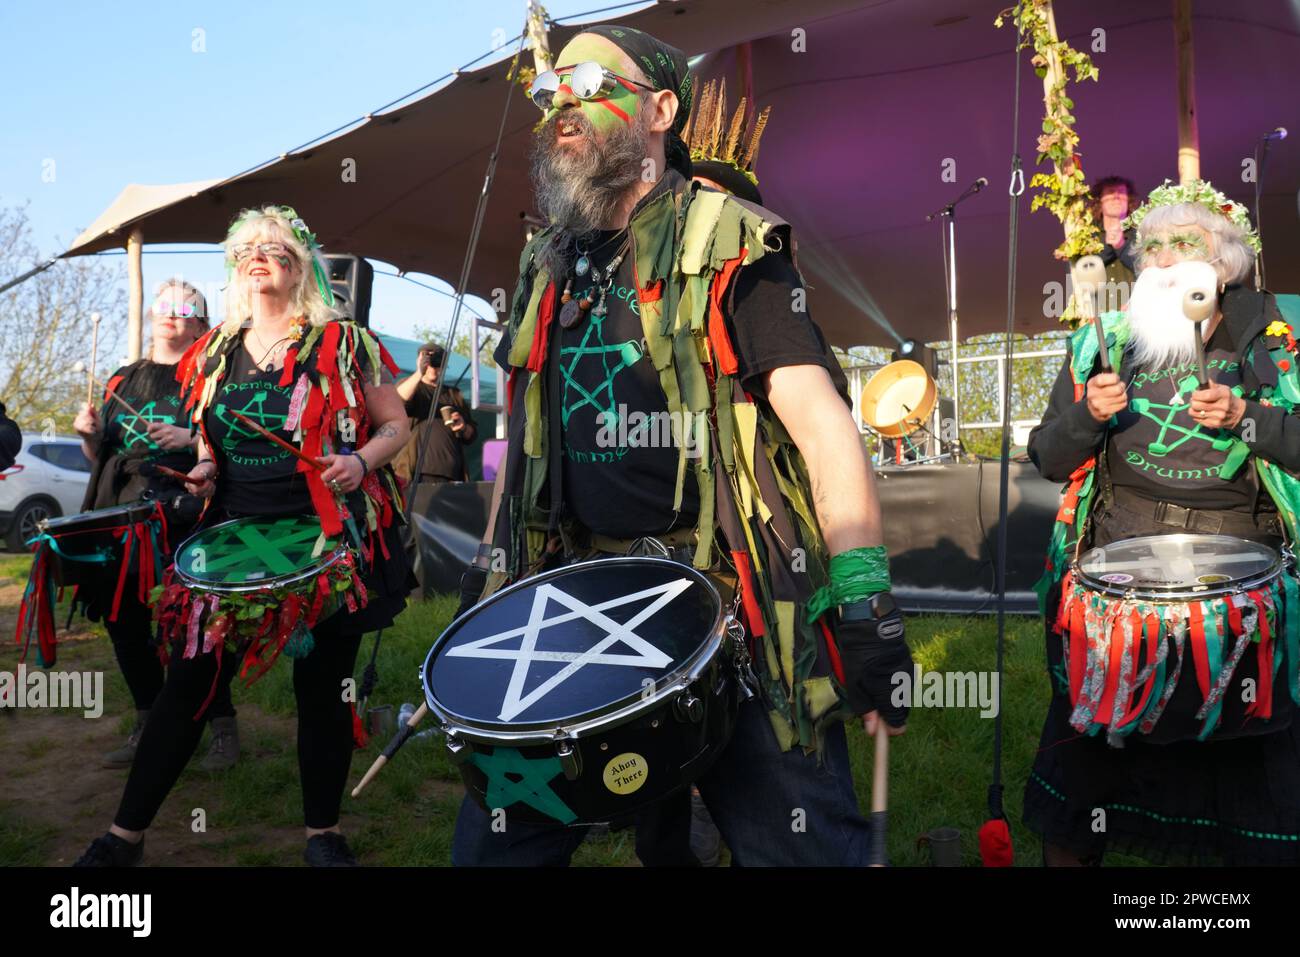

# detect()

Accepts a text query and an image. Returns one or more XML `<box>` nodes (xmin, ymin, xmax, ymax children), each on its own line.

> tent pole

<box><xmin>1174</xmin><ymin>0</ymin><xmax>1200</xmax><ymax>185</ymax></box>
<box><xmin>127</xmin><ymin>228</ymin><xmax>144</xmax><ymax>362</ymax></box>
<box><xmin>526</xmin><ymin>0</ymin><xmax>551</xmax><ymax>73</ymax></box>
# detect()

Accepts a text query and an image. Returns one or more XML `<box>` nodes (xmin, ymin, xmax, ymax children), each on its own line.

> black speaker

<box><xmin>325</xmin><ymin>254</ymin><xmax>374</xmax><ymax>328</ymax></box>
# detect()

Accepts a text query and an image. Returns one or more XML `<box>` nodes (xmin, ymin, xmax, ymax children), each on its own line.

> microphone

<box><xmin>971</xmin><ymin>177</ymin><xmax>989</xmax><ymax>191</ymax></box>
<box><xmin>1261</xmin><ymin>127</ymin><xmax>1288</xmax><ymax>141</ymax></box>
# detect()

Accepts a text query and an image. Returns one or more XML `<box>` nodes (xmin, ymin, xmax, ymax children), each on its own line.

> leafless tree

<box><xmin>0</xmin><ymin>203</ymin><xmax>126</xmax><ymax>433</ymax></box>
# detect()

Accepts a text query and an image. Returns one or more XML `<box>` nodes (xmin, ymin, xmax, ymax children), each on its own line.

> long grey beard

<box><xmin>1126</xmin><ymin>264</ymin><xmax>1203</xmax><ymax>370</ymax></box>
<box><xmin>530</xmin><ymin>106</ymin><xmax>652</xmax><ymax>278</ymax></box>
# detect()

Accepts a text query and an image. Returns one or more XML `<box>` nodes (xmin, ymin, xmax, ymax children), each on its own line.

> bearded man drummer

<box><xmin>451</xmin><ymin>25</ymin><xmax>912</xmax><ymax>866</ymax></box>
<box><xmin>1026</xmin><ymin>180</ymin><xmax>1300</xmax><ymax>865</ymax></box>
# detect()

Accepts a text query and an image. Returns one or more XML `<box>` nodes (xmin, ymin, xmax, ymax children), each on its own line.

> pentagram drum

<box><xmin>1059</xmin><ymin>534</ymin><xmax>1296</xmax><ymax>744</ymax></box>
<box><xmin>421</xmin><ymin>557</ymin><xmax>750</xmax><ymax>826</ymax></box>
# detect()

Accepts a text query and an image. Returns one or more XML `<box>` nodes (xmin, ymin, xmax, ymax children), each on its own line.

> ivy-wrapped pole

<box><xmin>997</xmin><ymin>1</ymin><xmax>1102</xmax><ymax>327</ymax></box>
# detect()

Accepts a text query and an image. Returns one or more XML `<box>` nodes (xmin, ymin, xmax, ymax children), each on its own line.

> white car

<box><xmin>0</xmin><ymin>433</ymin><xmax>92</xmax><ymax>551</ymax></box>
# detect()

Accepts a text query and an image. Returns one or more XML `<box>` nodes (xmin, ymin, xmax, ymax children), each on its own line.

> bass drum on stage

<box><xmin>421</xmin><ymin>557</ymin><xmax>750</xmax><ymax>826</ymax></box>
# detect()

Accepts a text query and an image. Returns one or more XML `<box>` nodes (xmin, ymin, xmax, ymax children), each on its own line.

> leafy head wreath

<box><xmin>225</xmin><ymin>205</ymin><xmax>337</xmax><ymax>307</ymax></box>
<box><xmin>1123</xmin><ymin>179</ymin><xmax>1262</xmax><ymax>255</ymax></box>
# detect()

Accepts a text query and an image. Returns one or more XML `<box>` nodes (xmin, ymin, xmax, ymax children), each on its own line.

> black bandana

<box><xmin>581</xmin><ymin>24</ymin><xmax>694</xmax><ymax>176</ymax></box>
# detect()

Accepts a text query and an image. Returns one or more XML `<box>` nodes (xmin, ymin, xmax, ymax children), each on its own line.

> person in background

<box><xmin>71</xmin><ymin>280</ymin><xmax>238</xmax><ymax>770</ymax></box>
<box><xmin>0</xmin><ymin>401</ymin><xmax>20</xmax><ymax>471</ymax></box>
<box><xmin>393</xmin><ymin>343</ymin><xmax>477</xmax><ymax>485</ymax></box>
<box><xmin>1091</xmin><ymin>174</ymin><xmax>1139</xmax><ymax>292</ymax></box>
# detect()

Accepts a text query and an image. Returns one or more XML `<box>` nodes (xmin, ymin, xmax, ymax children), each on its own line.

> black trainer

<box><xmin>74</xmin><ymin>832</ymin><xmax>144</xmax><ymax>867</ymax></box>
<box><xmin>304</xmin><ymin>832</ymin><xmax>359</xmax><ymax>867</ymax></box>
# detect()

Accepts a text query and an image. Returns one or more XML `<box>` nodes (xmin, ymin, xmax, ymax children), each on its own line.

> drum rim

<box><xmin>1073</xmin><ymin>533</ymin><xmax>1287</xmax><ymax>600</ymax></box>
<box><xmin>172</xmin><ymin>515</ymin><xmax>350</xmax><ymax>594</ymax></box>
<box><xmin>420</xmin><ymin>556</ymin><xmax>727</xmax><ymax>745</ymax></box>
<box><xmin>37</xmin><ymin>499</ymin><xmax>159</xmax><ymax>534</ymax></box>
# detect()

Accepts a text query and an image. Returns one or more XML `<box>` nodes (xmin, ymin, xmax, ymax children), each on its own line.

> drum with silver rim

<box><xmin>421</xmin><ymin>556</ymin><xmax>750</xmax><ymax>826</ymax></box>
<box><xmin>1063</xmin><ymin>533</ymin><xmax>1295</xmax><ymax>744</ymax></box>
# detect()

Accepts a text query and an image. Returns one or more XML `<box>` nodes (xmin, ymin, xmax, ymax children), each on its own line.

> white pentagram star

<box><xmin>446</xmin><ymin>577</ymin><xmax>690</xmax><ymax>721</ymax></box>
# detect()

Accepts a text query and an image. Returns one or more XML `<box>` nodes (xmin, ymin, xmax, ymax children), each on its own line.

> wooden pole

<box><xmin>525</xmin><ymin>0</ymin><xmax>551</xmax><ymax>75</ymax></box>
<box><xmin>126</xmin><ymin>228</ymin><xmax>144</xmax><ymax>362</ymax></box>
<box><xmin>1174</xmin><ymin>0</ymin><xmax>1200</xmax><ymax>184</ymax></box>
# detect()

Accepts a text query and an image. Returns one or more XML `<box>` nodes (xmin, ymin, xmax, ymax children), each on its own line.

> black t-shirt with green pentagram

<box><xmin>510</xmin><ymin>221</ymin><xmax>848</xmax><ymax>540</ymax></box>
<box><xmin>204</xmin><ymin>343</ymin><xmax>314</xmax><ymax>516</ymax></box>
<box><xmin>86</xmin><ymin>359</ymin><xmax>197</xmax><ymax>509</ymax></box>
<box><xmin>1107</xmin><ymin>323</ymin><xmax>1256</xmax><ymax>511</ymax></box>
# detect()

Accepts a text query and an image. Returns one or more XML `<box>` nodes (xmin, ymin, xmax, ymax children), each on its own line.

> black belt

<box><xmin>1109</xmin><ymin>484</ymin><xmax>1280</xmax><ymax>537</ymax></box>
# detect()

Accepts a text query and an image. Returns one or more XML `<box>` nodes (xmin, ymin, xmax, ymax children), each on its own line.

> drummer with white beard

<box><xmin>1025</xmin><ymin>181</ymin><xmax>1300</xmax><ymax>866</ymax></box>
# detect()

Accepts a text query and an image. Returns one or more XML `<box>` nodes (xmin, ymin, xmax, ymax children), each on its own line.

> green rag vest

<box><xmin>493</xmin><ymin>178</ymin><xmax>848</xmax><ymax>753</ymax></box>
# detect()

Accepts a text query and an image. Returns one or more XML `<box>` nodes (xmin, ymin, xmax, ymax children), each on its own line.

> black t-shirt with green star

<box><xmin>91</xmin><ymin>359</ymin><xmax>195</xmax><ymax>507</ymax></box>
<box><xmin>204</xmin><ymin>342</ymin><xmax>314</xmax><ymax>516</ymax></box>
<box><xmin>1108</xmin><ymin>323</ymin><xmax>1255</xmax><ymax>511</ymax></box>
<box><xmin>504</xmin><ymin>224</ymin><xmax>848</xmax><ymax>539</ymax></box>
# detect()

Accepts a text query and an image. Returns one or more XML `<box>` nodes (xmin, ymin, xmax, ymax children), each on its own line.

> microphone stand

<box><xmin>1253</xmin><ymin>134</ymin><xmax>1279</xmax><ymax>290</ymax></box>
<box><xmin>926</xmin><ymin>180</ymin><xmax>987</xmax><ymax>455</ymax></box>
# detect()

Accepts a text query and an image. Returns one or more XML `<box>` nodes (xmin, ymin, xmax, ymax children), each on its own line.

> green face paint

<box><xmin>1138</xmin><ymin>230</ymin><xmax>1211</xmax><ymax>262</ymax></box>
<box><xmin>544</xmin><ymin>36</ymin><xmax>645</xmax><ymax>133</ymax></box>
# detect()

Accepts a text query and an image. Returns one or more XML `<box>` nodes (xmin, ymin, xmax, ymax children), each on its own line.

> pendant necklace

<box><xmin>574</xmin><ymin>230</ymin><xmax>625</xmax><ymax>279</ymax></box>
<box><xmin>559</xmin><ymin>234</ymin><xmax>631</xmax><ymax>330</ymax></box>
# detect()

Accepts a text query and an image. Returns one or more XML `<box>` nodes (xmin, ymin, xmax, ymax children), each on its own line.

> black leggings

<box><xmin>113</xmin><ymin>613</ymin><xmax>364</xmax><ymax>831</ymax></box>
<box><xmin>103</xmin><ymin>589</ymin><xmax>235</xmax><ymax>719</ymax></box>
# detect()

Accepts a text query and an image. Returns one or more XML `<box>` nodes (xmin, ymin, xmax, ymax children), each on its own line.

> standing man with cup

<box><xmin>394</xmin><ymin>342</ymin><xmax>478</xmax><ymax>485</ymax></box>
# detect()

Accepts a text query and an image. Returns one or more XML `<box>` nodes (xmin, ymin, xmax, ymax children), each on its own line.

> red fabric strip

<box><xmin>526</xmin><ymin>281</ymin><xmax>557</xmax><ymax>374</ymax></box>
<box><xmin>819</xmin><ymin>618</ymin><xmax>846</xmax><ymax>685</ymax></box>
<box><xmin>1190</xmin><ymin>602</ymin><xmax>1211</xmax><ymax>700</ymax></box>
<box><xmin>707</xmin><ymin>251</ymin><xmax>747</xmax><ymax>376</ymax></box>
<box><xmin>730</xmin><ymin>550</ymin><xmax>766</xmax><ymax>639</ymax></box>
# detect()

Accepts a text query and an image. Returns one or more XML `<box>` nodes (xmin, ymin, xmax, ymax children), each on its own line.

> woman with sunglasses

<box><xmin>71</xmin><ymin>280</ymin><xmax>219</xmax><ymax>769</ymax></box>
<box><xmin>75</xmin><ymin>208</ymin><xmax>413</xmax><ymax>868</ymax></box>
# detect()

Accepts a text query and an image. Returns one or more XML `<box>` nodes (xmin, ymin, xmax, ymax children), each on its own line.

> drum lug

<box><xmin>674</xmin><ymin>691</ymin><xmax>704</xmax><ymax>723</ymax></box>
<box><xmin>444</xmin><ymin>733</ymin><xmax>474</xmax><ymax>765</ymax></box>
<box><xmin>555</xmin><ymin>738</ymin><xmax>582</xmax><ymax>780</ymax></box>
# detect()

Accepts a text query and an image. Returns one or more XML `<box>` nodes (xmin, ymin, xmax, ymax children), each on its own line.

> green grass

<box><xmin>0</xmin><ymin>549</ymin><xmax>1102</xmax><ymax>866</ymax></box>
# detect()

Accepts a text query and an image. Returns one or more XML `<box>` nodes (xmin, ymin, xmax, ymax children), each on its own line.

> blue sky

<box><xmin>0</xmin><ymin>0</ymin><xmax>637</xmax><ymax>357</ymax></box>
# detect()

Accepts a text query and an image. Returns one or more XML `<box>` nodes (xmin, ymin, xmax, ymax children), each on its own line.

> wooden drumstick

<box><xmin>230</xmin><ymin>409</ymin><xmax>326</xmax><ymax>472</ymax></box>
<box><xmin>351</xmin><ymin>702</ymin><xmax>429</xmax><ymax>798</ymax></box>
<box><xmin>868</xmin><ymin>720</ymin><xmax>890</xmax><ymax>867</ymax></box>
<box><xmin>86</xmin><ymin>312</ymin><xmax>101</xmax><ymax>407</ymax></box>
<box><xmin>1072</xmin><ymin>256</ymin><xmax>1109</xmax><ymax>371</ymax></box>
<box><xmin>1182</xmin><ymin>286</ymin><xmax>1217</xmax><ymax>389</ymax></box>
<box><xmin>73</xmin><ymin>364</ymin><xmax>146</xmax><ymax>419</ymax></box>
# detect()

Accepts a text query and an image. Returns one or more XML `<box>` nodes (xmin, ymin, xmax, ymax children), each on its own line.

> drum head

<box><xmin>175</xmin><ymin>515</ymin><xmax>340</xmax><ymax>588</ymax></box>
<box><xmin>1077</xmin><ymin>533</ymin><xmax>1282</xmax><ymax>597</ymax></box>
<box><xmin>424</xmin><ymin>557</ymin><xmax>721</xmax><ymax>735</ymax></box>
<box><xmin>39</xmin><ymin>500</ymin><xmax>156</xmax><ymax>536</ymax></box>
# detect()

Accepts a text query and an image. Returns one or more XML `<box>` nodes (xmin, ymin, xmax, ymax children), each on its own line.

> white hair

<box><xmin>1134</xmin><ymin>202</ymin><xmax>1255</xmax><ymax>286</ymax></box>
<box><xmin>219</xmin><ymin>206</ymin><xmax>341</xmax><ymax>335</ymax></box>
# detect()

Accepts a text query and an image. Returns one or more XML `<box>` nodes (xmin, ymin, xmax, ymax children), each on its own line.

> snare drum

<box><xmin>421</xmin><ymin>557</ymin><xmax>749</xmax><ymax>826</ymax></box>
<box><xmin>16</xmin><ymin>500</ymin><xmax>165</xmax><ymax>667</ymax></box>
<box><xmin>157</xmin><ymin>515</ymin><xmax>361</xmax><ymax>672</ymax></box>
<box><xmin>1060</xmin><ymin>533</ymin><xmax>1298</xmax><ymax>744</ymax></box>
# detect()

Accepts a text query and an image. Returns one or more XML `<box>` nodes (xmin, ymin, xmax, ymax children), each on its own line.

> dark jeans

<box><xmin>451</xmin><ymin>698</ymin><xmax>873</xmax><ymax>866</ymax></box>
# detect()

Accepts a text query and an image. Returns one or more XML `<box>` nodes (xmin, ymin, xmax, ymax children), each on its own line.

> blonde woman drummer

<box><xmin>71</xmin><ymin>280</ymin><xmax>218</xmax><ymax>769</ymax></box>
<box><xmin>76</xmin><ymin>208</ymin><xmax>413</xmax><ymax>868</ymax></box>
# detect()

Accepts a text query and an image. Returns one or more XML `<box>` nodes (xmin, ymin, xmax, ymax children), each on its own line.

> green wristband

<box><xmin>804</xmin><ymin>545</ymin><xmax>892</xmax><ymax>624</ymax></box>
